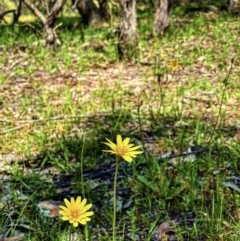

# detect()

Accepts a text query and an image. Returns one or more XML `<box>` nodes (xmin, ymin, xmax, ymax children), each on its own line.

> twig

<box><xmin>0</xmin><ymin>125</ymin><xmax>26</xmax><ymax>134</ymax></box>
<box><xmin>22</xmin><ymin>0</ymin><xmax>47</xmax><ymax>24</ymax></box>
<box><xmin>0</xmin><ymin>9</ymin><xmax>15</xmax><ymax>22</ymax></box>
<box><xmin>0</xmin><ymin>113</ymin><xmax>113</xmax><ymax>134</ymax></box>
<box><xmin>0</xmin><ymin>113</ymin><xmax>112</xmax><ymax>124</ymax></box>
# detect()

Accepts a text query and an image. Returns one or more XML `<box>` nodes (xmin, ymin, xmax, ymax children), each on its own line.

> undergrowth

<box><xmin>0</xmin><ymin>2</ymin><xmax>240</xmax><ymax>241</ymax></box>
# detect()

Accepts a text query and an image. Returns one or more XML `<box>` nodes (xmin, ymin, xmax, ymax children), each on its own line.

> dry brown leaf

<box><xmin>152</xmin><ymin>222</ymin><xmax>173</xmax><ymax>241</ymax></box>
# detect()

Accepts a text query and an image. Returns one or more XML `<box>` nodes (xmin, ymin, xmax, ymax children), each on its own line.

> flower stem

<box><xmin>68</xmin><ymin>225</ymin><xmax>72</xmax><ymax>241</ymax></box>
<box><xmin>113</xmin><ymin>158</ymin><xmax>119</xmax><ymax>241</ymax></box>
<box><xmin>84</xmin><ymin>225</ymin><xmax>89</xmax><ymax>241</ymax></box>
<box><xmin>80</xmin><ymin>137</ymin><xmax>85</xmax><ymax>197</ymax></box>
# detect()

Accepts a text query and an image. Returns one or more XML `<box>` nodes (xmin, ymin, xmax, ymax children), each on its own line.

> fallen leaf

<box><xmin>152</xmin><ymin>222</ymin><xmax>173</xmax><ymax>241</ymax></box>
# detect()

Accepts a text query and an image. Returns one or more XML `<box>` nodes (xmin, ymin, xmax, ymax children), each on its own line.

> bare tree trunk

<box><xmin>152</xmin><ymin>0</ymin><xmax>172</xmax><ymax>36</ymax></box>
<box><xmin>23</xmin><ymin>0</ymin><xmax>65</xmax><ymax>48</ymax></box>
<box><xmin>47</xmin><ymin>0</ymin><xmax>65</xmax><ymax>27</ymax></box>
<box><xmin>13</xmin><ymin>0</ymin><xmax>23</xmax><ymax>23</ymax></box>
<box><xmin>118</xmin><ymin>0</ymin><xmax>137</xmax><ymax>60</ymax></box>
<box><xmin>99</xmin><ymin>0</ymin><xmax>110</xmax><ymax>22</ymax></box>
<box><xmin>45</xmin><ymin>0</ymin><xmax>65</xmax><ymax>46</ymax></box>
<box><xmin>72</xmin><ymin>0</ymin><xmax>101</xmax><ymax>26</ymax></box>
<box><xmin>227</xmin><ymin>0</ymin><xmax>240</xmax><ymax>13</ymax></box>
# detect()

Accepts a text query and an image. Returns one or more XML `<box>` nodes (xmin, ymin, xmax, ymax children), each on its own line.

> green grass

<box><xmin>0</xmin><ymin>3</ymin><xmax>240</xmax><ymax>241</ymax></box>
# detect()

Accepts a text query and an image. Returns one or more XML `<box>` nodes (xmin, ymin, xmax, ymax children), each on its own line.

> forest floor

<box><xmin>0</xmin><ymin>3</ymin><xmax>240</xmax><ymax>241</ymax></box>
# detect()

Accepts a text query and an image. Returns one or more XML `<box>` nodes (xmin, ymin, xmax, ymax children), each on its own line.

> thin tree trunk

<box><xmin>73</xmin><ymin>0</ymin><xmax>110</xmax><ymax>26</ymax></box>
<box><xmin>13</xmin><ymin>0</ymin><xmax>23</xmax><ymax>23</ymax></box>
<box><xmin>45</xmin><ymin>0</ymin><xmax>65</xmax><ymax>46</ymax></box>
<box><xmin>99</xmin><ymin>0</ymin><xmax>110</xmax><ymax>22</ymax></box>
<box><xmin>23</xmin><ymin>0</ymin><xmax>46</xmax><ymax>25</ymax></box>
<box><xmin>47</xmin><ymin>0</ymin><xmax>65</xmax><ymax>27</ymax></box>
<box><xmin>152</xmin><ymin>0</ymin><xmax>172</xmax><ymax>36</ymax></box>
<box><xmin>74</xmin><ymin>0</ymin><xmax>102</xmax><ymax>26</ymax></box>
<box><xmin>227</xmin><ymin>0</ymin><xmax>240</xmax><ymax>13</ymax></box>
<box><xmin>118</xmin><ymin>0</ymin><xmax>137</xmax><ymax>60</ymax></box>
<box><xmin>23</xmin><ymin>0</ymin><xmax>65</xmax><ymax>47</ymax></box>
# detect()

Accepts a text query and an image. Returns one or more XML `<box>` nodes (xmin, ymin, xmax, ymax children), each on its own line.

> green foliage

<box><xmin>0</xmin><ymin>3</ymin><xmax>240</xmax><ymax>240</ymax></box>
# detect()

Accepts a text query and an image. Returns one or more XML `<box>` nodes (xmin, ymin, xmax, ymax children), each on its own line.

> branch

<box><xmin>47</xmin><ymin>0</ymin><xmax>66</xmax><ymax>27</ymax></box>
<box><xmin>22</xmin><ymin>0</ymin><xmax>46</xmax><ymax>24</ymax></box>
<box><xmin>0</xmin><ymin>113</ymin><xmax>113</xmax><ymax>124</ymax></box>
<box><xmin>0</xmin><ymin>9</ymin><xmax>15</xmax><ymax>22</ymax></box>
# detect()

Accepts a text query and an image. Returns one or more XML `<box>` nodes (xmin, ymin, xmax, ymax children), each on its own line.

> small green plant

<box><xmin>103</xmin><ymin>134</ymin><xmax>143</xmax><ymax>241</ymax></box>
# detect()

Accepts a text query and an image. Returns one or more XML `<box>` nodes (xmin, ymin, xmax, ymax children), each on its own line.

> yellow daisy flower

<box><xmin>59</xmin><ymin>196</ymin><xmax>93</xmax><ymax>227</ymax></box>
<box><xmin>103</xmin><ymin>134</ymin><xmax>143</xmax><ymax>162</ymax></box>
<box><xmin>167</xmin><ymin>59</ymin><xmax>180</xmax><ymax>71</ymax></box>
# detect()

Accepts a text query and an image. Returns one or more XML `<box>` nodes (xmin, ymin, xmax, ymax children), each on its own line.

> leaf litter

<box><xmin>0</xmin><ymin>11</ymin><xmax>240</xmax><ymax>240</ymax></box>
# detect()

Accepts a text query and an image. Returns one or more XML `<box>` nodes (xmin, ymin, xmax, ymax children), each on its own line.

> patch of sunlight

<box><xmin>3</xmin><ymin>0</ymin><xmax>15</xmax><ymax>9</ymax></box>
<box><xmin>19</xmin><ymin>14</ymin><xmax>37</xmax><ymax>23</ymax></box>
<box><xmin>1</xmin><ymin>0</ymin><xmax>15</xmax><ymax>23</ymax></box>
<box><xmin>3</xmin><ymin>16</ymin><xmax>13</xmax><ymax>24</ymax></box>
<box><xmin>2</xmin><ymin>1</ymin><xmax>36</xmax><ymax>23</ymax></box>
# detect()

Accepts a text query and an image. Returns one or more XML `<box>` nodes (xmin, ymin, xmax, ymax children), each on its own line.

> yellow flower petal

<box><xmin>122</xmin><ymin>137</ymin><xmax>130</xmax><ymax>146</ymax></box>
<box><xmin>116</xmin><ymin>135</ymin><xmax>123</xmax><ymax>145</ymax></box>
<box><xmin>103</xmin><ymin>135</ymin><xmax>143</xmax><ymax>162</ymax></box>
<box><xmin>80</xmin><ymin>211</ymin><xmax>94</xmax><ymax>218</ymax></box>
<box><xmin>127</xmin><ymin>145</ymin><xmax>142</xmax><ymax>151</ymax></box>
<box><xmin>76</xmin><ymin>196</ymin><xmax>81</xmax><ymax>205</ymax></box>
<box><xmin>64</xmin><ymin>198</ymin><xmax>71</xmax><ymax>208</ymax></box>
<box><xmin>81</xmin><ymin>198</ymin><xmax>87</xmax><ymax>207</ymax></box>
<box><xmin>102</xmin><ymin>150</ymin><xmax>117</xmax><ymax>154</ymax></box>
<box><xmin>59</xmin><ymin>205</ymin><xmax>68</xmax><ymax>212</ymax></box>
<box><xmin>82</xmin><ymin>203</ymin><xmax>93</xmax><ymax>213</ymax></box>
<box><xmin>104</xmin><ymin>139</ymin><xmax>117</xmax><ymax>150</ymax></box>
<box><xmin>73</xmin><ymin>222</ymin><xmax>79</xmax><ymax>227</ymax></box>
<box><xmin>59</xmin><ymin>196</ymin><xmax>93</xmax><ymax>227</ymax></box>
<box><xmin>122</xmin><ymin>155</ymin><xmax>133</xmax><ymax>162</ymax></box>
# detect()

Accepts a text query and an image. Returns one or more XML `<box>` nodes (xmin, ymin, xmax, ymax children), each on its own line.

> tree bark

<box><xmin>227</xmin><ymin>0</ymin><xmax>240</xmax><ymax>13</ymax></box>
<box><xmin>45</xmin><ymin>0</ymin><xmax>65</xmax><ymax>46</ymax></box>
<box><xmin>23</xmin><ymin>0</ymin><xmax>65</xmax><ymax>48</ymax></box>
<box><xmin>13</xmin><ymin>0</ymin><xmax>23</xmax><ymax>23</ymax></box>
<box><xmin>99</xmin><ymin>0</ymin><xmax>110</xmax><ymax>22</ymax></box>
<box><xmin>47</xmin><ymin>0</ymin><xmax>65</xmax><ymax>27</ymax></box>
<box><xmin>152</xmin><ymin>0</ymin><xmax>172</xmax><ymax>36</ymax></box>
<box><xmin>118</xmin><ymin>0</ymin><xmax>138</xmax><ymax>60</ymax></box>
<box><xmin>74</xmin><ymin>0</ymin><xmax>109</xmax><ymax>26</ymax></box>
